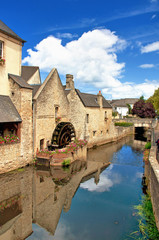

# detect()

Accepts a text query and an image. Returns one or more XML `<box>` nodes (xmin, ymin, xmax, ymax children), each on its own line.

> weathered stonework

<box><xmin>145</xmin><ymin>146</ymin><xmax>159</xmax><ymax>231</ymax></box>
<box><xmin>33</xmin><ymin>69</ymin><xmax>69</xmax><ymax>153</ymax></box>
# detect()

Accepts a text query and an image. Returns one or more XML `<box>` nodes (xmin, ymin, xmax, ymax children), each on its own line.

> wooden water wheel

<box><xmin>51</xmin><ymin>122</ymin><xmax>76</xmax><ymax>148</ymax></box>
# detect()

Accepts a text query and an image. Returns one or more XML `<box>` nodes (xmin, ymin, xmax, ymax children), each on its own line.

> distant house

<box><xmin>110</xmin><ymin>98</ymin><xmax>138</xmax><ymax>118</ymax></box>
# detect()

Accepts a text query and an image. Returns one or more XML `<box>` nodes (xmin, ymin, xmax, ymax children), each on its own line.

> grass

<box><xmin>127</xmin><ymin>194</ymin><xmax>159</xmax><ymax>240</ymax></box>
<box><xmin>115</xmin><ymin>122</ymin><xmax>134</xmax><ymax>127</ymax></box>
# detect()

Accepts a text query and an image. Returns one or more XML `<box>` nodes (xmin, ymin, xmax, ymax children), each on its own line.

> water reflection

<box><xmin>0</xmin><ymin>136</ymin><xmax>144</xmax><ymax>240</ymax></box>
<box><xmin>80</xmin><ymin>165</ymin><xmax>122</xmax><ymax>192</ymax></box>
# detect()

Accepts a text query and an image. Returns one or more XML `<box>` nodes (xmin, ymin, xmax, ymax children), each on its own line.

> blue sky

<box><xmin>1</xmin><ymin>0</ymin><xmax>159</xmax><ymax>99</ymax></box>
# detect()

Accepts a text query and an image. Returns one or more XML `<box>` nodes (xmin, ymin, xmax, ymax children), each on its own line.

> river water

<box><xmin>0</xmin><ymin>136</ymin><xmax>145</xmax><ymax>240</ymax></box>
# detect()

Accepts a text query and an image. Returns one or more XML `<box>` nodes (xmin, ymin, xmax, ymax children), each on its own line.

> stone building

<box><xmin>0</xmin><ymin>20</ymin><xmax>33</xmax><ymax>172</ymax></box>
<box><xmin>0</xmin><ymin>20</ymin><xmax>113</xmax><ymax>172</ymax></box>
<box><xmin>26</xmin><ymin>69</ymin><xmax>112</xmax><ymax>152</ymax></box>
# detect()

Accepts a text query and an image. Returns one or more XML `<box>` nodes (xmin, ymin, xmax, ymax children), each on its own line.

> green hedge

<box><xmin>114</xmin><ymin>122</ymin><xmax>133</xmax><ymax>127</ymax></box>
<box><xmin>145</xmin><ymin>142</ymin><xmax>151</xmax><ymax>149</ymax></box>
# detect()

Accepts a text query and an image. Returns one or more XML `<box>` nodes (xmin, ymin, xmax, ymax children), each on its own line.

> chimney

<box><xmin>97</xmin><ymin>90</ymin><xmax>103</xmax><ymax>108</ymax></box>
<box><xmin>66</xmin><ymin>74</ymin><xmax>74</xmax><ymax>90</ymax></box>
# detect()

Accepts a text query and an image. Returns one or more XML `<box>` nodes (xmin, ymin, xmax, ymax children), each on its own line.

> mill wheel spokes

<box><xmin>60</xmin><ymin>131</ymin><xmax>71</xmax><ymax>147</ymax></box>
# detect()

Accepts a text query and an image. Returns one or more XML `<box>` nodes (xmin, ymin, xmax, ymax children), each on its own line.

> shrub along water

<box><xmin>145</xmin><ymin>142</ymin><xmax>151</xmax><ymax>149</ymax></box>
<box><xmin>114</xmin><ymin>122</ymin><xmax>133</xmax><ymax>127</ymax></box>
<box><xmin>131</xmin><ymin>194</ymin><xmax>159</xmax><ymax>240</ymax></box>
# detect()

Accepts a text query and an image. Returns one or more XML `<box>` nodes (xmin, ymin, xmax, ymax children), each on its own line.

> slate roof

<box><xmin>110</xmin><ymin>98</ymin><xmax>138</xmax><ymax>107</ymax></box>
<box><xmin>8</xmin><ymin>74</ymin><xmax>33</xmax><ymax>90</ymax></box>
<box><xmin>21</xmin><ymin>66</ymin><xmax>40</xmax><ymax>83</ymax></box>
<box><xmin>31</xmin><ymin>84</ymin><xmax>41</xmax><ymax>98</ymax></box>
<box><xmin>0</xmin><ymin>20</ymin><xmax>25</xmax><ymax>43</ymax></box>
<box><xmin>0</xmin><ymin>95</ymin><xmax>22</xmax><ymax>123</ymax></box>
<box><xmin>75</xmin><ymin>89</ymin><xmax>112</xmax><ymax>108</ymax></box>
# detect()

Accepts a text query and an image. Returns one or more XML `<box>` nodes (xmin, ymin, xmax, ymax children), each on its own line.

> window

<box><xmin>93</xmin><ymin>131</ymin><xmax>96</xmax><ymax>136</ymax></box>
<box><xmin>0</xmin><ymin>41</ymin><xmax>3</xmax><ymax>57</ymax></box>
<box><xmin>105</xmin><ymin>111</ymin><xmax>108</xmax><ymax>121</ymax></box>
<box><xmin>86</xmin><ymin>114</ymin><xmax>89</xmax><ymax>123</ymax></box>
<box><xmin>40</xmin><ymin>139</ymin><xmax>44</xmax><ymax>150</ymax></box>
<box><xmin>55</xmin><ymin>106</ymin><xmax>59</xmax><ymax>118</ymax></box>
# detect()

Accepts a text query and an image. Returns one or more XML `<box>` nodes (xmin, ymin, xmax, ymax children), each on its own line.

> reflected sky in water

<box><xmin>28</xmin><ymin>141</ymin><xmax>144</xmax><ymax>240</ymax></box>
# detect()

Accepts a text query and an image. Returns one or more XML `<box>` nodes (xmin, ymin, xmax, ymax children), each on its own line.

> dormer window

<box><xmin>0</xmin><ymin>41</ymin><xmax>3</xmax><ymax>57</ymax></box>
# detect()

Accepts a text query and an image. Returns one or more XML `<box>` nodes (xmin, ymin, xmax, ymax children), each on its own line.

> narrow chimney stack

<box><xmin>66</xmin><ymin>74</ymin><xmax>74</xmax><ymax>90</ymax></box>
<box><xmin>97</xmin><ymin>90</ymin><xmax>103</xmax><ymax>108</ymax></box>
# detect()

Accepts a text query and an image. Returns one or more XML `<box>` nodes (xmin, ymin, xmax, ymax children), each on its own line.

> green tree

<box><xmin>147</xmin><ymin>88</ymin><xmax>159</xmax><ymax>115</ymax></box>
<box><xmin>126</xmin><ymin>104</ymin><xmax>132</xmax><ymax>114</ymax></box>
<box><xmin>140</xmin><ymin>95</ymin><xmax>145</xmax><ymax>101</ymax></box>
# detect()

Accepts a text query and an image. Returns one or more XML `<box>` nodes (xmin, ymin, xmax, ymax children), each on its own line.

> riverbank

<box><xmin>144</xmin><ymin>122</ymin><xmax>159</xmax><ymax>231</ymax></box>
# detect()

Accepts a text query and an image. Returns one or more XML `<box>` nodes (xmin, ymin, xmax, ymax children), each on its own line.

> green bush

<box><xmin>134</xmin><ymin>195</ymin><xmax>159</xmax><ymax>240</ymax></box>
<box><xmin>145</xmin><ymin>142</ymin><xmax>151</xmax><ymax>149</ymax></box>
<box><xmin>62</xmin><ymin>158</ymin><xmax>71</xmax><ymax>167</ymax></box>
<box><xmin>114</xmin><ymin>122</ymin><xmax>133</xmax><ymax>127</ymax></box>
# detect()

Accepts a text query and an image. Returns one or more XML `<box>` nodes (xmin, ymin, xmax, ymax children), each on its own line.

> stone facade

<box><xmin>0</xmin><ymin>21</ymin><xmax>33</xmax><ymax>173</ymax></box>
<box><xmin>33</xmin><ymin>71</ymin><xmax>113</xmax><ymax>153</ymax></box>
<box><xmin>145</xmin><ymin>146</ymin><xmax>159</xmax><ymax>231</ymax></box>
<box><xmin>33</xmin><ymin>69</ymin><xmax>69</xmax><ymax>153</ymax></box>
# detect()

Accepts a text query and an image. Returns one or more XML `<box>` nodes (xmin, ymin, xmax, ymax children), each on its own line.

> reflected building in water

<box><xmin>0</xmin><ymin>136</ymin><xmax>142</xmax><ymax>239</ymax></box>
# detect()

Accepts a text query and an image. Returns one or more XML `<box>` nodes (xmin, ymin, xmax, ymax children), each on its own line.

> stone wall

<box><xmin>9</xmin><ymin>81</ymin><xmax>33</xmax><ymax>162</ymax></box>
<box><xmin>145</xmin><ymin>146</ymin><xmax>159</xmax><ymax>231</ymax></box>
<box><xmin>33</xmin><ymin>69</ymin><xmax>69</xmax><ymax>153</ymax></box>
<box><xmin>87</xmin><ymin>124</ymin><xmax>134</xmax><ymax>148</ymax></box>
<box><xmin>0</xmin><ymin>143</ymin><xmax>33</xmax><ymax>174</ymax></box>
<box><xmin>67</xmin><ymin>89</ymin><xmax>113</xmax><ymax>143</ymax></box>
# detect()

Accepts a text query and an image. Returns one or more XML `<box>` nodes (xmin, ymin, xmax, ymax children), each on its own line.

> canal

<box><xmin>0</xmin><ymin>136</ymin><xmax>145</xmax><ymax>240</ymax></box>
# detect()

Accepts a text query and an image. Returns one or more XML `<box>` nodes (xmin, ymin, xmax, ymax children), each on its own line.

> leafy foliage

<box><xmin>112</xmin><ymin>111</ymin><xmax>118</xmax><ymax>118</ymax></box>
<box><xmin>127</xmin><ymin>104</ymin><xmax>132</xmax><ymax>114</ymax></box>
<box><xmin>147</xmin><ymin>88</ymin><xmax>159</xmax><ymax>115</ymax></box>
<box><xmin>62</xmin><ymin>158</ymin><xmax>71</xmax><ymax>166</ymax></box>
<box><xmin>134</xmin><ymin>195</ymin><xmax>159</xmax><ymax>240</ymax></box>
<box><xmin>145</xmin><ymin>142</ymin><xmax>151</xmax><ymax>149</ymax></box>
<box><xmin>115</xmin><ymin>122</ymin><xmax>133</xmax><ymax>127</ymax></box>
<box><xmin>132</xmin><ymin>100</ymin><xmax>156</xmax><ymax>118</ymax></box>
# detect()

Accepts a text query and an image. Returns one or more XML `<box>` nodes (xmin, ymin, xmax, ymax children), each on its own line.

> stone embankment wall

<box><xmin>87</xmin><ymin>124</ymin><xmax>134</xmax><ymax>148</ymax></box>
<box><xmin>0</xmin><ymin>143</ymin><xmax>32</xmax><ymax>174</ymax></box>
<box><xmin>145</xmin><ymin>146</ymin><xmax>159</xmax><ymax>230</ymax></box>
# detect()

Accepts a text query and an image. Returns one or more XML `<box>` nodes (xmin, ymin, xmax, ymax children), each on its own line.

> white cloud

<box><xmin>80</xmin><ymin>165</ymin><xmax>121</xmax><ymax>192</ymax></box>
<box><xmin>139</xmin><ymin>64</ymin><xmax>155</xmax><ymax>68</ymax></box>
<box><xmin>103</xmin><ymin>79</ymin><xmax>159</xmax><ymax>99</ymax></box>
<box><xmin>23</xmin><ymin>29</ymin><xmax>126</xmax><ymax>89</ymax></box>
<box><xmin>56</xmin><ymin>33</ymin><xmax>78</xmax><ymax>39</ymax></box>
<box><xmin>141</xmin><ymin>41</ymin><xmax>159</xmax><ymax>53</ymax></box>
<box><xmin>23</xmin><ymin>29</ymin><xmax>159</xmax><ymax>100</ymax></box>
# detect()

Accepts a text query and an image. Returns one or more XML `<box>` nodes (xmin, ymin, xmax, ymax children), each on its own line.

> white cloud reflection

<box><xmin>80</xmin><ymin>165</ymin><xmax>122</xmax><ymax>192</ymax></box>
